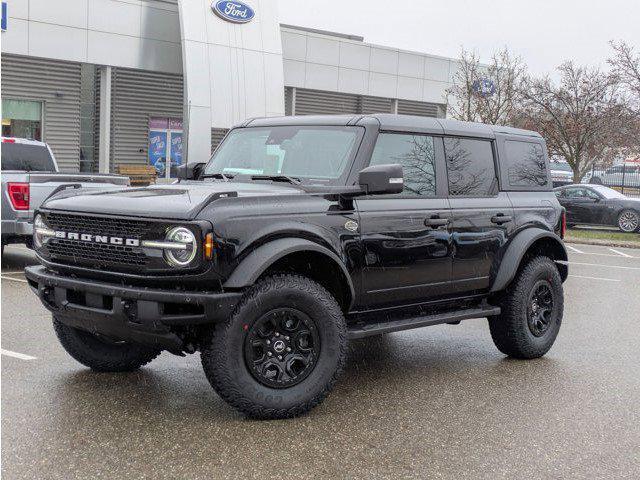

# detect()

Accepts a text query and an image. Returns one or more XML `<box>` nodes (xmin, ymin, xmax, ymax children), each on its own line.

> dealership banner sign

<box><xmin>1</xmin><ymin>2</ymin><xmax>7</xmax><ymax>32</ymax></box>
<box><xmin>212</xmin><ymin>1</ymin><xmax>255</xmax><ymax>23</ymax></box>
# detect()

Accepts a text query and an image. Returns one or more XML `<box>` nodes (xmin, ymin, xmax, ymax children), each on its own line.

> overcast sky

<box><xmin>277</xmin><ymin>0</ymin><xmax>640</xmax><ymax>78</ymax></box>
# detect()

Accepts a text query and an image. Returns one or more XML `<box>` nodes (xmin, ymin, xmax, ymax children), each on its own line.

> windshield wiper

<box><xmin>251</xmin><ymin>175</ymin><xmax>301</xmax><ymax>185</ymax></box>
<box><xmin>201</xmin><ymin>172</ymin><xmax>234</xmax><ymax>181</ymax></box>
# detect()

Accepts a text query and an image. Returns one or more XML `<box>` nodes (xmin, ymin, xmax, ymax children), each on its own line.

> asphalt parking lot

<box><xmin>2</xmin><ymin>243</ymin><xmax>640</xmax><ymax>479</ymax></box>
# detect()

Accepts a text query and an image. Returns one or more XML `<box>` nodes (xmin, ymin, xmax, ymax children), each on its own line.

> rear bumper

<box><xmin>24</xmin><ymin>265</ymin><xmax>242</xmax><ymax>351</ymax></box>
<box><xmin>1</xmin><ymin>218</ymin><xmax>33</xmax><ymax>239</ymax></box>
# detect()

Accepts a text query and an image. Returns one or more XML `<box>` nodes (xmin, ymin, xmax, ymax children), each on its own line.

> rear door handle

<box><xmin>425</xmin><ymin>216</ymin><xmax>450</xmax><ymax>228</ymax></box>
<box><xmin>491</xmin><ymin>214</ymin><xmax>513</xmax><ymax>225</ymax></box>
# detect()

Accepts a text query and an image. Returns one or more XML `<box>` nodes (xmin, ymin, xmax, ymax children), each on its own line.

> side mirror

<box><xmin>358</xmin><ymin>164</ymin><xmax>404</xmax><ymax>195</ymax></box>
<box><xmin>177</xmin><ymin>162</ymin><xmax>206</xmax><ymax>180</ymax></box>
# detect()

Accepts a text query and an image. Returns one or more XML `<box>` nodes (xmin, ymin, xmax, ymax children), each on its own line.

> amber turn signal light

<box><xmin>204</xmin><ymin>233</ymin><xmax>215</xmax><ymax>260</ymax></box>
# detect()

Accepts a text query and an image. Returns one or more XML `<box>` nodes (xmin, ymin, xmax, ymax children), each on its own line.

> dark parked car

<box><xmin>554</xmin><ymin>184</ymin><xmax>640</xmax><ymax>232</ymax></box>
<box><xmin>26</xmin><ymin>115</ymin><xmax>568</xmax><ymax>419</ymax></box>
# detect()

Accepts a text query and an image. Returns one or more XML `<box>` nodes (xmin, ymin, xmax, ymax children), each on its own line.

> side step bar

<box><xmin>347</xmin><ymin>305</ymin><xmax>501</xmax><ymax>339</ymax></box>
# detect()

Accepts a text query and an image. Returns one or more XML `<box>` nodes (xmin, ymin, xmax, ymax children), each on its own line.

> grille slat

<box><xmin>46</xmin><ymin>213</ymin><xmax>152</xmax><ymax>238</ymax></box>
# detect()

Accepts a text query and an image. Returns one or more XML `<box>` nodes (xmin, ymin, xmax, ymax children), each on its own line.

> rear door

<box><xmin>356</xmin><ymin>132</ymin><xmax>452</xmax><ymax>307</ymax></box>
<box><xmin>446</xmin><ymin>137</ymin><xmax>515</xmax><ymax>293</ymax></box>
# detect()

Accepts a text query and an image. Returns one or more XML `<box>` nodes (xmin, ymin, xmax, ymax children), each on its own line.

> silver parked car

<box><xmin>1</xmin><ymin>137</ymin><xmax>129</xmax><ymax>253</ymax></box>
<box><xmin>549</xmin><ymin>160</ymin><xmax>574</xmax><ymax>187</ymax></box>
<box><xmin>586</xmin><ymin>163</ymin><xmax>640</xmax><ymax>188</ymax></box>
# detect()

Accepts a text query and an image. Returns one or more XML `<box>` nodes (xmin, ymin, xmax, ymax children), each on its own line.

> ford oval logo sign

<box><xmin>472</xmin><ymin>78</ymin><xmax>496</xmax><ymax>97</ymax></box>
<box><xmin>212</xmin><ymin>1</ymin><xmax>255</xmax><ymax>24</ymax></box>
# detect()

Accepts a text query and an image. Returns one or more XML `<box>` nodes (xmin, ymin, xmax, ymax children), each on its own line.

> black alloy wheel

<box><xmin>244</xmin><ymin>308</ymin><xmax>320</xmax><ymax>388</ymax></box>
<box><xmin>527</xmin><ymin>281</ymin><xmax>554</xmax><ymax>337</ymax></box>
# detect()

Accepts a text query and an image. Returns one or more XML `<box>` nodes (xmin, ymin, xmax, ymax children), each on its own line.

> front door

<box><xmin>444</xmin><ymin>137</ymin><xmax>514</xmax><ymax>293</ymax></box>
<box><xmin>562</xmin><ymin>186</ymin><xmax>600</xmax><ymax>224</ymax></box>
<box><xmin>356</xmin><ymin>132</ymin><xmax>452</xmax><ymax>308</ymax></box>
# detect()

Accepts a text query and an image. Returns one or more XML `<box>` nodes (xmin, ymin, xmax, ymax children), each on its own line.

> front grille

<box><xmin>42</xmin><ymin>212</ymin><xmax>158</xmax><ymax>271</ymax></box>
<box><xmin>46</xmin><ymin>239</ymin><xmax>147</xmax><ymax>267</ymax></box>
<box><xmin>46</xmin><ymin>213</ymin><xmax>153</xmax><ymax>238</ymax></box>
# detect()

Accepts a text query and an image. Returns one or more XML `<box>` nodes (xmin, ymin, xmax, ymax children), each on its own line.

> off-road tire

<box><xmin>489</xmin><ymin>256</ymin><xmax>563</xmax><ymax>359</ymax></box>
<box><xmin>53</xmin><ymin>317</ymin><xmax>161</xmax><ymax>372</ymax></box>
<box><xmin>201</xmin><ymin>274</ymin><xmax>347</xmax><ymax>420</ymax></box>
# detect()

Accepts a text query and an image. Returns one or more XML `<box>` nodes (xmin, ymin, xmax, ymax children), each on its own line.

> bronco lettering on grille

<box><xmin>54</xmin><ymin>231</ymin><xmax>140</xmax><ymax>247</ymax></box>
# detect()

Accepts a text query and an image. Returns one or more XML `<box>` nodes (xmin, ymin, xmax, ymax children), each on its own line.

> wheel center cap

<box><xmin>273</xmin><ymin>340</ymin><xmax>286</xmax><ymax>353</ymax></box>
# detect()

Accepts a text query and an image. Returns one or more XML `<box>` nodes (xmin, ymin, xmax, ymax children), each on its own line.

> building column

<box><xmin>98</xmin><ymin>66</ymin><xmax>112</xmax><ymax>173</ymax></box>
<box><xmin>391</xmin><ymin>98</ymin><xmax>399</xmax><ymax>114</ymax></box>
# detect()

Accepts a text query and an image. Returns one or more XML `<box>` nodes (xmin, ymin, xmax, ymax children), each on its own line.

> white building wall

<box><xmin>281</xmin><ymin>26</ymin><xmax>456</xmax><ymax>105</ymax></box>
<box><xmin>177</xmin><ymin>0</ymin><xmax>285</xmax><ymax>163</ymax></box>
<box><xmin>1</xmin><ymin>0</ymin><xmax>183</xmax><ymax>74</ymax></box>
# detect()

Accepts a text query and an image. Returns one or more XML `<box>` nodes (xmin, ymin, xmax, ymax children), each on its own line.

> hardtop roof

<box><xmin>243</xmin><ymin>114</ymin><xmax>541</xmax><ymax>139</ymax></box>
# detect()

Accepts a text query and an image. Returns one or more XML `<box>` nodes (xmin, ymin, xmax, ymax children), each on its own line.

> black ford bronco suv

<box><xmin>25</xmin><ymin>114</ymin><xmax>568</xmax><ymax>419</ymax></box>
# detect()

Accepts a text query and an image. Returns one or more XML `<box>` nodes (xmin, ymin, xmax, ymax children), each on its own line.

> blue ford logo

<box><xmin>212</xmin><ymin>1</ymin><xmax>255</xmax><ymax>23</ymax></box>
<box><xmin>472</xmin><ymin>78</ymin><xmax>496</xmax><ymax>97</ymax></box>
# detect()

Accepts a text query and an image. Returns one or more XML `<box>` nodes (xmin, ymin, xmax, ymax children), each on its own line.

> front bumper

<box><xmin>25</xmin><ymin>265</ymin><xmax>242</xmax><ymax>351</ymax></box>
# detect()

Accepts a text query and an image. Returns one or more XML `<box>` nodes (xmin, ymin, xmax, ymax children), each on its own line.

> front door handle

<box><xmin>425</xmin><ymin>216</ymin><xmax>450</xmax><ymax>228</ymax></box>
<box><xmin>491</xmin><ymin>213</ymin><xmax>513</xmax><ymax>225</ymax></box>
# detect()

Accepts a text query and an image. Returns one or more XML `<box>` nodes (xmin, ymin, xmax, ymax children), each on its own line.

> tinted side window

<box><xmin>444</xmin><ymin>138</ymin><xmax>496</xmax><ymax>196</ymax></box>
<box><xmin>565</xmin><ymin>187</ymin><xmax>593</xmax><ymax>198</ymax></box>
<box><xmin>564</xmin><ymin>188</ymin><xmax>584</xmax><ymax>198</ymax></box>
<box><xmin>369</xmin><ymin>133</ymin><xmax>436</xmax><ymax>196</ymax></box>
<box><xmin>505</xmin><ymin>141</ymin><xmax>548</xmax><ymax>187</ymax></box>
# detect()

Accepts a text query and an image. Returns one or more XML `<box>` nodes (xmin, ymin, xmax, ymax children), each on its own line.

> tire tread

<box><xmin>53</xmin><ymin>318</ymin><xmax>160</xmax><ymax>372</ymax></box>
<box><xmin>201</xmin><ymin>274</ymin><xmax>347</xmax><ymax>420</ymax></box>
<box><xmin>489</xmin><ymin>256</ymin><xmax>563</xmax><ymax>359</ymax></box>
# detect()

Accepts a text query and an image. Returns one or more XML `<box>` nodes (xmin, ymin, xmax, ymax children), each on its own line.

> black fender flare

<box><xmin>490</xmin><ymin>228</ymin><xmax>568</xmax><ymax>292</ymax></box>
<box><xmin>223</xmin><ymin>238</ymin><xmax>356</xmax><ymax>306</ymax></box>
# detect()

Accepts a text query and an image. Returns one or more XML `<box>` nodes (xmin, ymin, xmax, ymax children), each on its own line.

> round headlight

<box><xmin>164</xmin><ymin>227</ymin><xmax>197</xmax><ymax>267</ymax></box>
<box><xmin>33</xmin><ymin>214</ymin><xmax>50</xmax><ymax>249</ymax></box>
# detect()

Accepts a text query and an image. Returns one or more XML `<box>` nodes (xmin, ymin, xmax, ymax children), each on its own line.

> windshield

<box><xmin>1</xmin><ymin>143</ymin><xmax>56</xmax><ymax>171</ymax></box>
<box><xmin>550</xmin><ymin>162</ymin><xmax>572</xmax><ymax>172</ymax></box>
<box><xmin>204</xmin><ymin>126</ymin><xmax>363</xmax><ymax>184</ymax></box>
<box><xmin>590</xmin><ymin>185</ymin><xmax>626</xmax><ymax>199</ymax></box>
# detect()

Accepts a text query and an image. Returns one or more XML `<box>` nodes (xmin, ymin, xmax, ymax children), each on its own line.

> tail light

<box><xmin>7</xmin><ymin>183</ymin><xmax>30</xmax><ymax>210</ymax></box>
<box><xmin>560</xmin><ymin>209</ymin><xmax>566</xmax><ymax>239</ymax></box>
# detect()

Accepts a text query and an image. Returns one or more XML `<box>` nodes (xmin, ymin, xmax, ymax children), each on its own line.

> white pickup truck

<box><xmin>1</xmin><ymin>137</ymin><xmax>129</xmax><ymax>253</ymax></box>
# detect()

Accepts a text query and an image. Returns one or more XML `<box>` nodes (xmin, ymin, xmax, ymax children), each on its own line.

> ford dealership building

<box><xmin>1</xmin><ymin>0</ymin><xmax>458</xmax><ymax>176</ymax></box>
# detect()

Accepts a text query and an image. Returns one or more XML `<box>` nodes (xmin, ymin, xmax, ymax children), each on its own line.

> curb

<box><xmin>565</xmin><ymin>237</ymin><xmax>640</xmax><ymax>249</ymax></box>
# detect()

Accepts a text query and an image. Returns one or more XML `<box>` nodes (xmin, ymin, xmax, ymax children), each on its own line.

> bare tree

<box><xmin>514</xmin><ymin>62</ymin><xmax>636</xmax><ymax>181</ymax></box>
<box><xmin>608</xmin><ymin>40</ymin><xmax>640</xmax><ymax>102</ymax></box>
<box><xmin>446</xmin><ymin>48</ymin><xmax>526</xmax><ymax>125</ymax></box>
<box><xmin>391</xmin><ymin>136</ymin><xmax>436</xmax><ymax>196</ymax></box>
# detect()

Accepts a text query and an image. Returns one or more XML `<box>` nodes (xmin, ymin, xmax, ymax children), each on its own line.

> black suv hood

<box><xmin>42</xmin><ymin>182</ymin><xmax>305</xmax><ymax>220</ymax></box>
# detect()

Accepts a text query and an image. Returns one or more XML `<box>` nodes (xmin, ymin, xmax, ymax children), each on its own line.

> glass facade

<box><xmin>2</xmin><ymin>99</ymin><xmax>43</xmax><ymax>140</ymax></box>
